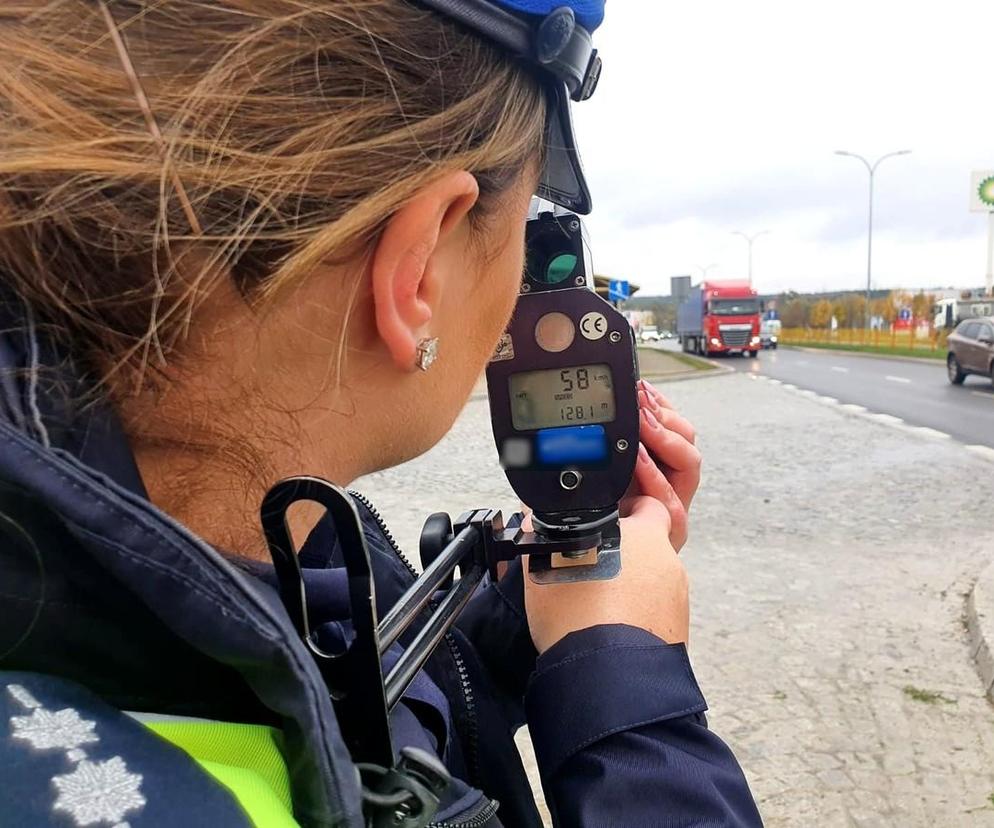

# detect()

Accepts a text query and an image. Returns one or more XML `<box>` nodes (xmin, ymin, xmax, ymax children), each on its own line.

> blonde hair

<box><xmin>0</xmin><ymin>0</ymin><xmax>546</xmax><ymax>388</ymax></box>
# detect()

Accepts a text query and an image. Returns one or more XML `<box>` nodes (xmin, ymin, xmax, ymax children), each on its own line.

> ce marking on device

<box><xmin>579</xmin><ymin>312</ymin><xmax>608</xmax><ymax>340</ymax></box>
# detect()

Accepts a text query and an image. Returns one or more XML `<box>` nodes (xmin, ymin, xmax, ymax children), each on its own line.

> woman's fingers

<box><xmin>641</xmin><ymin>379</ymin><xmax>675</xmax><ymax>411</ymax></box>
<box><xmin>626</xmin><ymin>381</ymin><xmax>701</xmax><ymax>550</ymax></box>
<box><xmin>640</xmin><ymin>394</ymin><xmax>697</xmax><ymax>445</ymax></box>
<box><xmin>631</xmin><ymin>443</ymin><xmax>688</xmax><ymax>550</ymax></box>
<box><xmin>639</xmin><ymin>407</ymin><xmax>702</xmax><ymax>510</ymax></box>
<box><xmin>639</xmin><ymin>379</ymin><xmax>679</xmax><ymax>414</ymax></box>
<box><xmin>638</xmin><ymin>380</ymin><xmax>695</xmax><ymax>444</ymax></box>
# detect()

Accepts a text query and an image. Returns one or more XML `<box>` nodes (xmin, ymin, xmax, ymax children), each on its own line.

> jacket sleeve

<box><xmin>525</xmin><ymin>625</ymin><xmax>763</xmax><ymax>827</ymax></box>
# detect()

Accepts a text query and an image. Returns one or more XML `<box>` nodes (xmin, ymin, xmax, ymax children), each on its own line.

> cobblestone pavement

<box><xmin>355</xmin><ymin>374</ymin><xmax>994</xmax><ymax>826</ymax></box>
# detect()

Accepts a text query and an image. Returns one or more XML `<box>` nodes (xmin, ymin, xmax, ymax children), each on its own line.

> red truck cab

<box><xmin>677</xmin><ymin>280</ymin><xmax>762</xmax><ymax>358</ymax></box>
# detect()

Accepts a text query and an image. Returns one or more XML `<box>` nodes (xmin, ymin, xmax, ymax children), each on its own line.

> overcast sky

<box><xmin>573</xmin><ymin>0</ymin><xmax>994</xmax><ymax>297</ymax></box>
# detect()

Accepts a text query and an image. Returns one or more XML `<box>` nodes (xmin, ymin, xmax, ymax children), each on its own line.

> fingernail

<box><xmin>638</xmin><ymin>388</ymin><xmax>650</xmax><ymax>409</ymax></box>
<box><xmin>637</xmin><ymin>444</ymin><xmax>650</xmax><ymax>464</ymax></box>
<box><xmin>645</xmin><ymin>408</ymin><xmax>661</xmax><ymax>429</ymax></box>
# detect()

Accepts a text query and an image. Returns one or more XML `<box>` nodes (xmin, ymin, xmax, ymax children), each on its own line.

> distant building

<box><xmin>621</xmin><ymin>310</ymin><xmax>655</xmax><ymax>331</ymax></box>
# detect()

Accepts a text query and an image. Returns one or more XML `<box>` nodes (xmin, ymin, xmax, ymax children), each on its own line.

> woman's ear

<box><xmin>371</xmin><ymin>171</ymin><xmax>480</xmax><ymax>370</ymax></box>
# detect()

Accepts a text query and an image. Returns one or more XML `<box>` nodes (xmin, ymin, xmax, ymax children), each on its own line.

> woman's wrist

<box><xmin>524</xmin><ymin>624</ymin><xmax>707</xmax><ymax>777</ymax></box>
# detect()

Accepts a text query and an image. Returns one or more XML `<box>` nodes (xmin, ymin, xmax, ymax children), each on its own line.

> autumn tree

<box><xmin>781</xmin><ymin>298</ymin><xmax>810</xmax><ymax>328</ymax></box>
<box><xmin>844</xmin><ymin>294</ymin><xmax>867</xmax><ymax>328</ymax></box>
<box><xmin>832</xmin><ymin>301</ymin><xmax>848</xmax><ymax>328</ymax></box>
<box><xmin>871</xmin><ymin>295</ymin><xmax>896</xmax><ymax>326</ymax></box>
<box><xmin>911</xmin><ymin>290</ymin><xmax>935</xmax><ymax>322</ymax></box>
<box><xmin>809</xmin><ymin>299</ymin><xmax>833</xmax><ymax>328</ymax></box>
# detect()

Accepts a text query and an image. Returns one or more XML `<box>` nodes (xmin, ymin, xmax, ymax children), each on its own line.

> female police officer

<box><xmin>0</xmin><ymin>1</ymin><xmax>760</xmax><ymax>825</ymax></box>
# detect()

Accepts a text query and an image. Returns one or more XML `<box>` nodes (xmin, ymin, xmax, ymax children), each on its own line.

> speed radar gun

<box><xmin>485</xmin><ymin>206</ymin><xmax>640</xmax><ymax>582</ymax></box>
<box><xmin>259</xmin><ymin>206</ymin><xmax>640</xmax><ymax>821</ymax></box>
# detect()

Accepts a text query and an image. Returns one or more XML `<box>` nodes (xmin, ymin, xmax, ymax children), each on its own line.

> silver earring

<box><xmin>415</xmin><ymin>337</ymin><xmax>439</xmax><ymax>372</ymax></box>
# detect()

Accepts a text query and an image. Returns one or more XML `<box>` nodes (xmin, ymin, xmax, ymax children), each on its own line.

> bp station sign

<box><xmin>970</xmin><ymin>170</ymin><xmax>994</xmax><ymax>296</ymax></box>
<box><xmin>972</xmin><ymin>170</ymin><xmax>994</xmax><ymax>212</ymax></box>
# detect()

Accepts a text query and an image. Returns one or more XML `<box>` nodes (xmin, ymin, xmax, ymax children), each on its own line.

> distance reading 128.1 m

<box><xmin>508</xmin><ymin>363</ymin><xmax>616</xmax><ymax>431</ymax></box>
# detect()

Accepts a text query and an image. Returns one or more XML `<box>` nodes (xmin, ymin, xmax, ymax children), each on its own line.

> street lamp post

<box><xmin>694</xmin><ymin>263</ymin><xmax>718</xmax><ymax>281</ymax></box>
<box><xmin>835</xmin><ymin>149</ymin><xmax>911</xmax><ymax>328</ymax></box>
<box><xmin>731</xmin><ymin>231</ymin><xmax>770</xmax><ymax>285</ymax></box>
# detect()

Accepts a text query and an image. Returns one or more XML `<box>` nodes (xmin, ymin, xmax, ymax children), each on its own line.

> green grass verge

<box><xmin>781</xmin><ymin>341</ymin><xmax>946</xmax><ymax>360</ymax></box>
<box><xmin>667</xmin><ymin>352</ymin><xmax>713</xmax><ymax>371</ymax></box>
<box><xmin>636</xmin><ymin>347</ymin><xmax>714</xmax><ymax>374</ymax></box>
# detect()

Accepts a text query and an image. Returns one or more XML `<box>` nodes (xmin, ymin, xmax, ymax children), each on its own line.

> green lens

<box><xmin>545</xmin><ymin>253</ymin><xmax>577</xmax><ymax>284</ymax></box>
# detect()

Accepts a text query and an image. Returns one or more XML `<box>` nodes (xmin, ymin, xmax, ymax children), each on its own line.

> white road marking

<box><xmin>831</xmin><ymin>366</ymin><xmax>849</xmax><ymax>373</ymax></box>
<box><xmin>885</xmin><ymin>375</ymin><xmax>912</xmax><ymax>384</ymax></box>
<box><xmin>966</xmin><ymin>445</ymin><xmax>994</xmax><ymax>463</ymax></box>
<box><xmin>766</xmin><ymin>374</ymin><xmax>986</xmax><ymax>457</ymax></box>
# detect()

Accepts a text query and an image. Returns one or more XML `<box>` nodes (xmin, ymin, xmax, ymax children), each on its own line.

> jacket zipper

<box><xmin>346</xmin><ymin>490</ymin><xmax>483</xmax><ymax>789</ymax></box>
<box><xmin>346</xmin><ymin>489</ymin><xmax>420</xmax><ymax>576</ymax></box>
<box><xmin>427</xmin><ymin>797</ymin><xmax>500</xmax><ymax>828</ymax></box>
<box><xmin>442</xmin><ymin>632</ymin><xmax>480</xmax><ymax>786</ymax></box>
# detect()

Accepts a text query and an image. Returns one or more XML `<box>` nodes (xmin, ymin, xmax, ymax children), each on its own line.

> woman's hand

<box><xmin>520</xmin><ymin>380</ymin><xmax>699</xmax><ymax>654</ymax></box>
<box><xmin>623</xmin><ymin>380</ymin><xmax>702</xmax><ymax>551</ymax></box>
<box><xmin>523</xmin><ymin>496</ymin><xmax>689</xmax><ymax>653</ymax></box>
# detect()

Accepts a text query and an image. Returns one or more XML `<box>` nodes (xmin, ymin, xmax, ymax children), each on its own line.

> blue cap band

<box><xmin>494</xmin><ymin>0</ymin><xmax>605</xmax><ymax>31</ymax></box>
<box><xmin>415</xmin><ymin>0</ymin><xmax>603</xmax><ymax>212</ymax></box>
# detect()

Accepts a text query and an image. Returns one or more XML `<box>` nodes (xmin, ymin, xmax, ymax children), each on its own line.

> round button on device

<box><xmin>559</xmin><ymin>470</ymin><xmax>582</xmax><ymax>490</ymax></box>
<box><xmin>535</xmin><ymin>312</ymin><xmax>575</xmax><ymax>353</ymax></box>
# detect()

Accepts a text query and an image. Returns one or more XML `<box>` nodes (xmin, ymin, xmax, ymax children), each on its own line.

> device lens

<box><xmin>544</xmin><ymin>253</ymin><xmax>578</xmax><ymax>284</ymax></box>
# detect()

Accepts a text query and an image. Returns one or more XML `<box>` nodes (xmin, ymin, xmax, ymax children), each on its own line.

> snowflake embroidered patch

<box><xmin>11</xmin><ymin>707</ymin><xmax>99</xmax><ymax>751</ymax></box>
<box><xmin>53</xmin><ymin>757</ymin><xmax>147</xmax><ymax>826</ymax></box>
<box><xmin>6</xmin><ymin>683</ymin><xmax>147</xmax><ymax>827</ymax></box>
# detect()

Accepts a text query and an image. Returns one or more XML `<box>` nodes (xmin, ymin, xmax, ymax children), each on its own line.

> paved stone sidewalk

<box><xmin>356</xmin><ymin>373</ymin><xmax>994</xmax><ymax>826</ymax></box>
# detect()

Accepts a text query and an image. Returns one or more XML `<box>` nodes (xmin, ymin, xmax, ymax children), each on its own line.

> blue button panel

<box><xmin>536</xmin><ymin>425</ymin><xmax>608</xmax><ymax>465</ymax></box>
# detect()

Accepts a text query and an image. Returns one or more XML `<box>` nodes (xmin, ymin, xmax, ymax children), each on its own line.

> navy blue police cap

<box><xmin>417</xmin><ymin>0</ymin><xmax>605</xmax><ymax>214</ymax></box>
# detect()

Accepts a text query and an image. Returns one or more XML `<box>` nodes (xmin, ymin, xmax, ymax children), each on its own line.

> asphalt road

<box><xmin>657</xmin><ymin>340</ymin><xmax>994</xmax><ymax>449</ymax></box>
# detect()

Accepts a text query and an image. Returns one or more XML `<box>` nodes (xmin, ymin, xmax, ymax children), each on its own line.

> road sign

<box><xmin>970</xmin><ymin>170</ymin><xmax>994</xmax><ymax>213</ymax></box>
<box><xmin>608</xmin><ymin>279</ymin><xmax>630</xmax><ymax>302</ymax></box>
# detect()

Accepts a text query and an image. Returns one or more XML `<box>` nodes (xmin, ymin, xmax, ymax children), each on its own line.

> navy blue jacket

<box><xmin>0</xmin><ymin>306</ymin><xmax>761</xmax><ymax>826</ymax></box>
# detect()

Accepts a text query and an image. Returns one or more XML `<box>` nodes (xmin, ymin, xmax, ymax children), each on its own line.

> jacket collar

<box><xmin>0</xmin><ymin>298</ymin><xmax>363</xmax><ymax>827</ymax></box>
